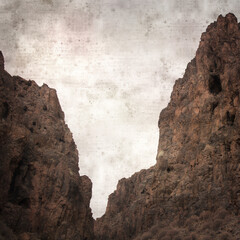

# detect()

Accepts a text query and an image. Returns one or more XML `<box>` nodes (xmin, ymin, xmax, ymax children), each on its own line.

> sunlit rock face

<box><xmin>0</xmin><ymin>52</ymin><xmax>94</xmax><ymax>240</ymax></box>
<box><xmin>95</xmin><ymin>13</ymin><xmax>240</xmax><ymax>240</ymax></box>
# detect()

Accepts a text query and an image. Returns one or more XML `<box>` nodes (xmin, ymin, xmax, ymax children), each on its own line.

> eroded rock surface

<box><xmin>0</xmin><ymin>53</ymin><xmax>94</xmax><ymax>240</ymax></box>
<box><xmin>95</xmin><ymin>13</ymin><xmax>240</xmax><ymax>240</ymax></box>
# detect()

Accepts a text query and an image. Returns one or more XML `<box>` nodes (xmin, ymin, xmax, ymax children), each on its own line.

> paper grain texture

<box><xmin>1</xmin><ymin>0</ymin><xmax>239</xmax><ymax>218</ymax></box>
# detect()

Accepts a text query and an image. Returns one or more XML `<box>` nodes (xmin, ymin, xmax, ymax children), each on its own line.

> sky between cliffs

<box><xmin>1</xmin><ymin>0</ymin><xmax>240</xmax><ymax>218</ymax></box>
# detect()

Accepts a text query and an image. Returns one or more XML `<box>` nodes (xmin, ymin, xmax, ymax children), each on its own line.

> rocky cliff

<box><xmin>95</xmin><ymin>13</ymin><xmax>240</xmax><ymax>240</ymax></box>
<box><xmin>0</xmin><ymin>52</ymin><xmax>94</xmax><ymax>240</ymax></box>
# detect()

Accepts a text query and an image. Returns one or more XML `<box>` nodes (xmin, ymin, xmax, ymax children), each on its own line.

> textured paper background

<box><xmin>1</xmin><ymin>0</ymin><xmax>240</xmax><ymax>218</ymax></box>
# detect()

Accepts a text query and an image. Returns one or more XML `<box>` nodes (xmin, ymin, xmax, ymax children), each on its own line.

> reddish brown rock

<box><xmin>0</xmin><ymin>51</ymin><xmax>4</xmax><ymax>70</ymax></box>
<box><xmin>0</xmin><ymin>53</ymin><xmax>94</xmax><ymax>240</ymax></box>
<box><xmin>95</xmin><ymin>13</ymin><xmax>240</xmax><ymax>240</ymax></box>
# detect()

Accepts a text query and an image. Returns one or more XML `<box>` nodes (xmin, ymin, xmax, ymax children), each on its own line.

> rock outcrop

<box><xmin>0</xmin><ymin>52</ymin><xmax>94</xmax><ymax>240</ymax></box>
<box><xmin>95</xmin><ymin>13</ymin><xmax>240</xmax><ymax>240</ymax></box>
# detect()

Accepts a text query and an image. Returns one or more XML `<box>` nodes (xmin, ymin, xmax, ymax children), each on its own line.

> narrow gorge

<box><xmin>0</xmin><ymin>13</ymin><xmax>240</xmax><ymax>240</ymax></box>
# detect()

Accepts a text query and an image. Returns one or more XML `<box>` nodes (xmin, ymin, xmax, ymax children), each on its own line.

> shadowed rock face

<box><xmin>0</xmin><ymin>53</ymin><xmax>94</xmax><ymax>240</ymax></box>
<box><xmin>95</xmin><ymin>13</ymin><xmax>240</xmax><ymax>240</ymax></box>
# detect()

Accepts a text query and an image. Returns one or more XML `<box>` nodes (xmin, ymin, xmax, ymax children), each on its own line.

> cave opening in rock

<box><xmin>2</xmin><ymin>102</ymin><xmax>9</xmax><ymax>119</ymax></box>
<box><xmin>226</xmin><ymin>111</ymin><xmax>235</xmax><ymax>125</ymax></box>
<box><xmin>19</xmin><ymin>198</ymin><xmax>30</xmax><ymax>208</ymax></box>
<box><xmin>209</xmin><ymin>74</ymin><xmax>222</xmax><ymax>95</ymax></box>
<box><xmin>211</xmin><ymin>102</ymin><xmax>218</xmax><ymax>113</ymax></box>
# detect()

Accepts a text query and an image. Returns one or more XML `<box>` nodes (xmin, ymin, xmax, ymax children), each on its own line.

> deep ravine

<box><xmin>1</xmin><ymin>13</ymin><xmax>240</xmax><ymax>240</ymax></box>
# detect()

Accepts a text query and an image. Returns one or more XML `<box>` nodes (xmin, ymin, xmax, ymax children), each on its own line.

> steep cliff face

<box><xmin>95</xmin><ymin>13</ymin><xmax>240</xmax><ymax>240</ymax></box>
<box><xmin>0</xmin><ymin>53</ymin><xmax>94</xmax><ymax>240</ymax></box>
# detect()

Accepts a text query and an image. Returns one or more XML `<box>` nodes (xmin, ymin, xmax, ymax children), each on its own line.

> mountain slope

<box><xmin>0</xmin><ymin>52</ymin><xmax>94</xmax><ymax>240</ymax></box>
<box><xmin>95</xmin><ymin>13</ymin><xmax>240</xmax><ymax>240</ymax></box>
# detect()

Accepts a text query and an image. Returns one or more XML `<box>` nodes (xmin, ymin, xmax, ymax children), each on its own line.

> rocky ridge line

<box><xmin>95</xmin><ymin>13</ymin><xmax>240</xmax><ymax>240</ymax></box>
<box><xmin>0</xmin><ymin>52</ymin><xmax>94</xmax><ymax>240</ymax></box>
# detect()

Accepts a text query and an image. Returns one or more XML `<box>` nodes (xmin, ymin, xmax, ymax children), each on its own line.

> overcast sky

<box><xmin>1</xmin><ymin>0</ymin><xmax>240</xmax><ymax>218</ymax></box>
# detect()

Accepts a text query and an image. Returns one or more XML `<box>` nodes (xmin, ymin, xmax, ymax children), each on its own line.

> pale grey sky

<box><xmin>1</xmin><ymin>0</ymin><xmax>240</xmax><ymax>218</ymax></box>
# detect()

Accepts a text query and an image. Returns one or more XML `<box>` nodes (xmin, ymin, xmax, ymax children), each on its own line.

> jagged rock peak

<box><xmin>95</xmin><ymin>13</ymin><xmax>240</xmax><ymax>240</ymax></box>
<box><xmin>0</xmin><ymin>51</ymin><xmax>94</xmax><ymax>240</ymax></box>
<box><xmin>0</xmin><ymin>51</ymin><xmax>4</xmax><ymax>70</ymax></box>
